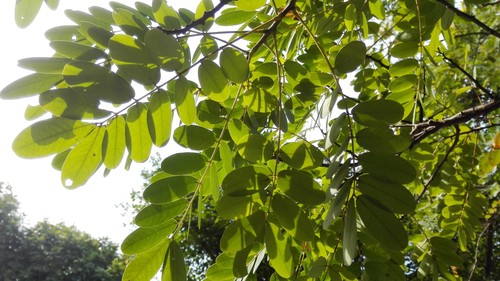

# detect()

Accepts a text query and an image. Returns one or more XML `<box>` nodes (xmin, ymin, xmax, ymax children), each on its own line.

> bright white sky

<box><xmin>0</xmin><ymin>0</ymin><xmax>194</xmax><ymax>244</ymax></box>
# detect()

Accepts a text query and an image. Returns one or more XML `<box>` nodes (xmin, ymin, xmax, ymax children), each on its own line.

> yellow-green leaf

<box><xmin>126</xmin><ymin>103</ymin><xmax>153</xmax><ymax>163</ymax></box>
<box><xmin>148</xmin><ymin>90</ymin><xmax>172</xmax><ymax>147</ymax></box>
<box><xmin>103</xmin><ymin>116</ymin><xmax>126</xmax><ymax>169</ymax></box>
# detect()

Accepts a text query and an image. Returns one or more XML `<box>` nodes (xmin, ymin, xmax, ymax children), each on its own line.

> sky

<box><xmin>0</xmin><ymin>0</ymin><xmax>192</xmax><ymax>244</ymax></box>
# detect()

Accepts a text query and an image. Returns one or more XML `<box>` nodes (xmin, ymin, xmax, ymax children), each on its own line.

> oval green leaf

<box><xmin>143</xmin><ymin>175</ymin><xmax>198</xmax><ymax>204</ymax></box>
<box><xmin>173</xmin><ymin>125</ymin><xmax>216</xmax><ymax>150</ymax></box>
<box><xmin>161</xmin><ymin>152</ymin><xmax>207</xmax><ymax>175</ymax></box>
<box><xmin>357</xmin><ymin>175</ymin><xmax>416</xmax><ymax>214</ymax></box>
<box><xmin>277</xmin><ymin>170</ymin><xmax>325</xmax><ymax>205</ymax></box>
<box><xmin>126</xmin><ymin>103</ymin><xmax>153</xmax><ymax>163</ymax></box>
<box><xmin>352</xmin><ymin>99</ymin><xmax>404</xmax><ymax>126</ymax></box>
<box><xmin>145</xmin><ymin>28</ymin><xmax>184</xmax><ymax>72</ymax></box>
<box><xmin>148</xmin><ymin>90</ymin><xmax>172</xmax><ymax>147</ymax></box>
<box><xmin>236</xmin><ymin>134</ymin><xmax>274</xmax><ymax>163</ymax></box>
<box><xmin>0</xmin><ymin>73</ymin><xmax>62</xmax><ymax>100</ymax></box>
<box><xmin>272</xmin><ymin>194</ymin><xmax>315</xmax><ymax>241</ymax></box>
<box><xmin>358</xmin><ymin>152</ymin><xmax>416</xmax><ymax>184</ymax></box>
<box><xmin>198</xmin><ymin>60</ymin><xmax>230</xmax><ymax>102</ymax></box>
<box><xmin>220</xmin><ymin>48</ymin><xmax>249</xmax><ymax>83</ymax></box>
<box><xmin>335</xmin><ymin>41</ymin><xmax>366</xmax><ymax>73</ymax></box>
<box><xmin>103</xmin><ymin>116</ymin><xmax>126</xmax><ymax>169</ymax></box>
<box><xmin>221</xmin><ymin>166</ymin><xmax>272</xmax><ymax>197</ymax></box>
<box><xmin>279</xmin><ymin>141</ymin><xmax>325</xmax><ymax>170</ymax></box>
<box><xmin>135</xmin><ymin>199</ymin><xmax>187</xmax><ymax>228</ymax></box>
<box><xmin>121</xmin><ymin>220</ymin><xmax>176</xmax><ymax>255</ymax></box>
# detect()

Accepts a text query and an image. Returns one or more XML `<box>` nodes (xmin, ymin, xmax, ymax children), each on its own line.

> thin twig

<box><xmin>416</xmin><ymin>125</ymin><xmax>460</xmax><ymax>202</ymax></box>
<box><xmin>434</xmin><ymin>0</ymin><xmax>500</xmax><ymax>39</ymax></box>
<box><xmin>438</xmin><ymin>49</ymin><xmax>494</xmax><ymax>98</ymax></box>
<box><xmin>158</xmin><ymin>0</ymin><xmax>231</xmax><ymax>35</ymax></box>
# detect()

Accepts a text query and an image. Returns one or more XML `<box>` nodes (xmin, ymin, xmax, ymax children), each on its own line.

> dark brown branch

<box><xmin>434</xmin><ymin>0</ymin><xmax>500</xmax><ymax>39</ymax></box>
<box><xmin>410</xmin><ymin>99</ymin><xmax>500</xmax><ymax>147</ymax></box>
<box><xmin>366</xmin><ymin>54</ymin><xmax>389</xmax><ymax>69</ymax></box>
<box><xmin>249</xmin><ymin>0</ymin><xmax>297</xmax><ymax>56</ymax></box>
<box><xmin>416</xmin><ymin>125</ymin><xmax>460</xmax><ymax>202</ymax></box>
<box><xmin>481</xmin><ymin>1</ymin><xmax>500</xmax><ymax>6</ymax></box>
<box><xmin>438</xmin><ymin>49</ymin><xmax>494</xmax><ymax>98</ymax></box>
<box><xmin>158</xmin><ymin>0</ymin><xmax>231</xmax><ymax>35</ymax></box>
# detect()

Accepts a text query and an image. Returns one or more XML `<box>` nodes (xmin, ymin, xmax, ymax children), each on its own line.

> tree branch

<box><xmin>416</xmin><ymin>125</ymin><xmax>460</xmax><ymax>202</ymax></box>
<box><xmin>410</xmin><ymin>99</ymin><xmax>500</xmax><ymax>147</ymax></box>
<box><xmin>438</xmin><ymin>49</ymin><xmax>494</xmax><ymax>98</ymax></box>
<box><xmin>157</xmin><ymin>0</ymin><xmax>231</xmax><ymax>35</ymax></box>
<box><xmin>434</xmin><ymin>0</ymin><xmax>500</xmax><ymax>39</ymax></box>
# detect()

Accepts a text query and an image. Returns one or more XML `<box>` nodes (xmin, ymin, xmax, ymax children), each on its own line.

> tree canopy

<box><xmin>2</xmin><ymin>0</ymin><xmax>500</xmax><ymax>280</ymax></box>
<box><xmin>0</xmin><ymin>182</ymin><xmax>125</xmax><ymax>280</ymax></box>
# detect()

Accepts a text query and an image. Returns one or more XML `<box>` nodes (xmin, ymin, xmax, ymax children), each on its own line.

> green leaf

<box><xmin>356</xmin><ymin>127</ymin><xmax>410</xmax><ymax>154</ymax></box>
<box><xmin>196</xmin><ymin>99</ymin><xmax>227</xmax><ymax>126</ymax></box>
<box><xmin>335</xmin><ymin>41</ymin><xmax>366</xmax><ymax>73</ymax></box>
<box><xmin>126</xmin><ymin>103</ymin><xmax>153</xmax><ymax>163</ymax></box>
<box><xmin>236</xmin><ymin>0</ymin><xmax>266</xmax><ymax>11</ymax></box>
<box><xmin>272</xmin><ymin>194</ymin><xmax>316</xmax><ymax>241</ymax></box>
<box><xmin>325</xmin><ymin>112</ymin><xmax>347</xmax><ymax>149</ymax></box>
<box><xmin>323</xmin><ymin>179</ymin><xmax>352</xmax><ymax>229</ymax></box>
<box><xmin>308</xmin><ymin>257</ymin><xmax>328</xmax><ymax>278</ymax></box>
<box><xmin>243</xmin><ymin>87</ymin><xmax>278</xmax><ymax>113</ymax></box>
<box><xmin>195</xmin><ymin>0</ymin><xmax>214</xmax><ymax>31</ymax></box>
<box><xmin>215</xmin><ymin>9</ymin><xmax>255</xmax><ymax>26</ymax></box>
<box><xmin>162</xmin><ymin>241</ymin><xmax>187</xmax><ymax>281</ymax></box>
<box><xmin>352</xmin><ymin>100</ymin><xmax>404</xmax><ymax>126</ymax></box>
<box><xmin>0</xmin><ymin>73</ymin><xmax>62</xmax><ymax>100</ymax></box>
<box><xmin>152</xmin><ymin>0</ymin><xmax>181</xmax><ymax>30</ymax></box>
<box><xmin>39</xmin><ymin>88</ymin><xmax>111</xmax><ymax>120</ymax></box>
<box><xmin>236</xmin><ymin>134</ymin><xmax>274</xmax><ymax>163</ymax></box>
<box><xmin>64</xmin><ymin>9</ymin><xmax>111</xmax><ymax>30</ymax></box>
<box><xmin>430</xmin><ymin>237</ymin><xmax>463</xmax><ymax>266</ymax></box>
<box><xmin>12</xmin><ymin>117</ymin><xmax>95</xmax><ymax>158</ymax></box>
<box><xmin>173</xmin><ymin>125</ymin><xmax>216</xmax><ymax>150</ymax></box>
<box><xmin>277</xmin><ymin>170</ymin><xmax>325</xmax><ymax>205</ymax></box>
<box><xmin>44</xmin><ymin>25</ymin><xmax>82</xmax><ymax>41</ymax></box>
<box><xmin>143</xmin><ymin>176</ymin><xmax>198</xmax><ymax>203</ymax></box>
<box><xmin>198</xmin><ymin>60</ymin><xmax>230</xmax><ymax>102</ymax></box>
<box><xmin>216</xmin><ymin>194</ymin><xmax>263</xmax><ymax>219</ymax></box>
<box><xmin>279</xmin><ymin>141</ymin><xmax>325</xmax><ymax>170</ymax></box>
<box><xmin>357</xmin><ymin>175</ymin><xmax>416</xmax><ymax>214</ymax></box>
<box><xmin>221</xmin><ymin>166</ymin><xmax>272</xmax><ymax>197</ymax></box>
<box><xmin>220</xmin><ymin>48</ymin><xmax>250</xmax><ymax>83</ymax></box>
<box><xmin>220</xmin><ymin>211</ymin><xmax>265</xmax><ymax>253</ymax></box>
<box><xmin>389</xmin><ymin>59</ymin><xmax>419</xmax><ymax>77</ymax></box>
<box><xmin>343</xmin><ymin>199</ymin><xmax>357</xmax><ymax>266</ymax></box>
<box><xmin>145</xmin><ymin>29</ymin><xmax>184</xmax><ymax>72</ymax></box>
<box><xmin>148</xmin><ymin>90</ymin><xmax>173</xmax><ymax>147</ymax></box>
<box><xmin>135</xmin><ymin>199</ymin><xmax>187</xmax><ymax>228</ymax></box>
<box><xmin>103</xmin><ymin>116</ymin><xmax>126</xmax><ymax>169</ymax></box>
<box><xmin>174</xmin><ymin>76</ymin><xmax>196</xmax><ymax>125</ymax></box>
<box><xmin>15</xmin><ymin>0</ymin><xmax>43</xmax><ymax>28</ymax></box>
<box><xmin>357</xmin><ymin>195</ymin><xmax>408</xmax><ymax>250</ymax></box>
<box><xmin>18</xmin><ymin>57</ymin><xmax>71</xmax><ymax>74</ymax></box>
<box><xmin>390</xmin><ymin>42</ymin><xmax>419</xmax><ymax>58</ymax></box>
<box><xmin>161</xmin><ymin>152</ymin><xmax>207</xmax><ymax>175</ymax></box>
<box><xmin>112</xmin><ymin>8</ymin><xmax>148</xmax><ymax>39</ymax></box>
<box><xmin>63</xmin><ymin>61</ymin><xmax>135</xmax><ymax>104</ymax></box>
<box><xmin>265</xmin><ymin>222</ymin><xmax>294</xmax><ymax>278</ymax></box>
<box><xmin>228</xmin><ymin>119</ymin><xmax>251</xmax><ymax>143</ymax></box>
<box><xmin>122</xmin><ymin>240</ymin><xmax>169</xmax><ymax>281</ymax></box>
<box><xmin>199</xmin><ymin>34</ymin><xmax>219</xmax><ymax>60</ymax></box>
<box><xmin>50</xmin><ymin>41</ymin><xmax>107</xmax><ymax>61</ymax></box>
<box><xmin>358</xmin><ymin>152</ymin><xmax>417</xmax><ymax>184</ymax></box>
<box><xmin>121</xmin><ymin>220</ymin><xmax>176</xmax><ymax>255</ymax></box>
<box><xmin>109</xmin><ymin>34</ymin><xmax>160</xmax><ymax>86</ymax></box>
<box><xmin>24</xmin><ymin>104</ymin><xmax>47</xmax><ymax>121</ymax></box>
<box><xmin>388</xmin><ymin>74</ymin><xmax>418</xmax><ymax>93</ymax></box>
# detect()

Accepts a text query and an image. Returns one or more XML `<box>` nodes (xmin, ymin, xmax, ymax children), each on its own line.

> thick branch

<box><xmin>434</xmin><ymin>0</ymin><xmax>500</xmax><ymax>39</ymax></box>
<box><xmin>158</xmin><ymin>0</ymin><xmax>231</xmax><ymax>35</ymax></box>
<box><xmin>410</xmin><ymin>99</ymin><xmax>500</xmax><ymax>147</ymax></box>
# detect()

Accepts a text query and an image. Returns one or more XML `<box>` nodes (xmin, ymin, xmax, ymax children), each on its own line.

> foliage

<box><xmin>3</xmin><ymin>0</ymin><xmax>500</xmax><ymax>280</ymax></box>
<box><xmin>0</xmin><ymin>182</ymin><xmax>126</xmax><ymax>281</ymax></box>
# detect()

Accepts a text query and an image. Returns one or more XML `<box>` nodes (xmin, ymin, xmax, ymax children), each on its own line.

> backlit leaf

<box><xmin>243</xmin><ymin>87</ymin><xmax>277</xmax><ymax>113</ymax></box>
<box><xmin>121</xmin><ymin>220</ymin><xmax>176</xmax><ymax>255</ymax></box>
<box><xmin>236</xmin><ymin>0</ymin><xmax>266</xmax><ymax>11</ymax></box>
<box><xmin>174</xmin><ymin>76</ymin><xmax>196</xmax><ymax>125</ymax></box>
<box><xmin>63</xmin><ymin>61</ymin><xmax>135</xmax><ymax>104</ymax></box>
<box><xmin>221</xmin><ymin>166</ymin><xmax>272</xmax><ymax>197</ymax></box>
<box><xmin>357</xmin><ymin>195</ymin><xmax>408</xmax><ymax>250</ymax></box>
<box><xmin>50</xmin><ymin>41</ymin><xmax>107</xmax><ymax>61</ymax></box>
<box><xmin>112</xmin><ymin>8</ymin><xmax>148</xmax><ymax>39</ymax></box>
<box><xmin>277</xmin><ymin>170</ymin><xmax>325</xmax><ymax>205</ymax></box>
<box><xmin>122</xmin><ymin>240</ymin><xmax>169</xmax><ymax>281</ymax></box>
<box><xmin>265</xmin><ymin>222</ymin><xmax>294</xmax><ymax>278</ymax></box>
<box><xmin>0</xmin><ymin>73</ymin><xmax>62</xmax><ymax>100</ymax></box>
<box><xmin>12</xmin><ymin>117</ymin><xmax>95</xmax><ymax>158</ymax></box>
<box><xmin>236</xmin><ymin>134</ymin><xmax>274</xmax><ymax>163</ymax></box>
<box><xmin>220</xmin><ymin>211</ymin><xmax>265</xmax><ymax>253</ymax></box>
<box><xmin>335</xmin><ymin>41</ymin><xmax>366</xmax><ymax>73</ymax></box>
<box><xmin>143</xmin><ymin>175</ymin><xmax>198</xmax><ymax>203</ymax></box>
<box><xmin>15</xmin><ymin>0</ymin><xmax>43</xmax><ymax>28</ymax></box>
<box><xmin>145</xmin><ymin>29</ymin><xmax>184</xmax><ymax>72</ymax></box>
<box><xmin>126</xmin><ymin>103</ymin><xmax>152</xmax><ymax>163</ymax></box>
<box><xmin>161</xmin><ymin>152</ymin><xmax>207</xmax><ymax>175</ymax></box>
<box><xmin>61</xmin><ymin>127</ymin><xmax>105</xmax><ymax>189</ymax></box>
<box><xmin>135</xmin><ymin>200</ymin><xmax>187</xmax><ymax>228</ymax></box>
<box><xmin>220</xmin><ymin>48</ymin><xmax>249</xmax><ymax>83</ymax></box>
<box><xmin>272</xmin><ymin>194</ymin><xmax>316</xmax><ymax>241</ymax></box>
<box><xmin>358</xmin><ymin>152</ymin><xmax>416</xmax><ymax>184</ymax></box>
<box><xmin>173</xmin><ymin>125</ymin><xmax>216</xmax><ymax>150</ymax></box>
<box><xmin>352</xmin><ymin>100</ymin><xmax>404</xmax><ymax>126</ymax></box>
<box><xmin>18</xmin><ymin>57</ymin><xmax>71</xmax><ymax>74</ymax></box>
<box><xmin>109</xmin><ymin>34</ymin><xmax>160</xmax><ymax>86</ymax></box>
<box><xmin>356</xmin><ymin>127</ymin><xmax>410</xmax><ymax>154</ymax></box>
<box><xmin>358</xmin><ymin>175</ymin><xmax>416</xmax><ymax>214</ymax></box>
<box><xmin>162</xmin><ymin>241</ymin><xmax>186</xmax><ymax>281</ymax></box>
<box><xmin>198</xmin><ymin>60</ymin><xmax>230</xmax><ymax>102</ymax></box>
<box><xmin>279</xmin><ymin>141</ymin><xmax>325</xmax><ymax>170</ymax></box>
<box><xmin>343</xmin><ymin>199</ymin><xmax>357</xmax><ymax>265</ymax></box>
<box><xmin>103</xmin><ymin>116</ymin><xmax>126</xmax><ymax>170</ymax></box>
<box><xmin>148</xmin><ymin>90</ymin><xmax>172</xmax><ymax>147</ymax></box>
<box><xmin>152</xmin><ymin>0</ymin><xmax>181</xmax><ymax>30</ymax></box>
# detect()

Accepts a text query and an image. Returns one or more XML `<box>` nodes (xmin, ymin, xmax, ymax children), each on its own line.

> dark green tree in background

<box><xmin>3</xmin><ymin>0</ymin><xmax>500</xmax><ymax>280</ymax></box>
<box><xmin>0</xmin><ymin>182</ymin><xmax>126</xmax><ymax>281</ymax></box>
